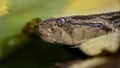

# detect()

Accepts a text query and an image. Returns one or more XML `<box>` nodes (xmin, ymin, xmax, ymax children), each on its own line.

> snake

<box><xmin>35</xmin><ymin>11</ymin><xmax>120</xmax><ymax>56</ymax></box>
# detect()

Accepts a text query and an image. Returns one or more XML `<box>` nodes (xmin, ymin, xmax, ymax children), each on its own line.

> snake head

<box><xmin>35</xmin><ymin>16</ymin><xmax>111</xmax><ymax>46</ymax></box>
<box><xmin>35</xmin><ymin>17</ymin><xmax>75</xmax><ymax>45</ymax></box>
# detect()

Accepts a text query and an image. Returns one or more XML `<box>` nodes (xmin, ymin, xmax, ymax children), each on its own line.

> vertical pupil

<box><xmin>57</xmin><ymin>18</ymin><xmax>65</xmax><ymax>27</ymax></box>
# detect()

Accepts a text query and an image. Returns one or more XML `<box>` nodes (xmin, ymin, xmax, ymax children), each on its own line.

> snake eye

<box><xmin>57</xmin><ymin>18</ymin><xmax>65</xmax><ymax>27</ymax></box>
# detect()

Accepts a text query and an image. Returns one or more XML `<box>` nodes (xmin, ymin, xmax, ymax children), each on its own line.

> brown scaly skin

<box><xmin>35</xmin><ymin>11</ymin><xmax>120</xmax><ymax>47</ymax></box>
